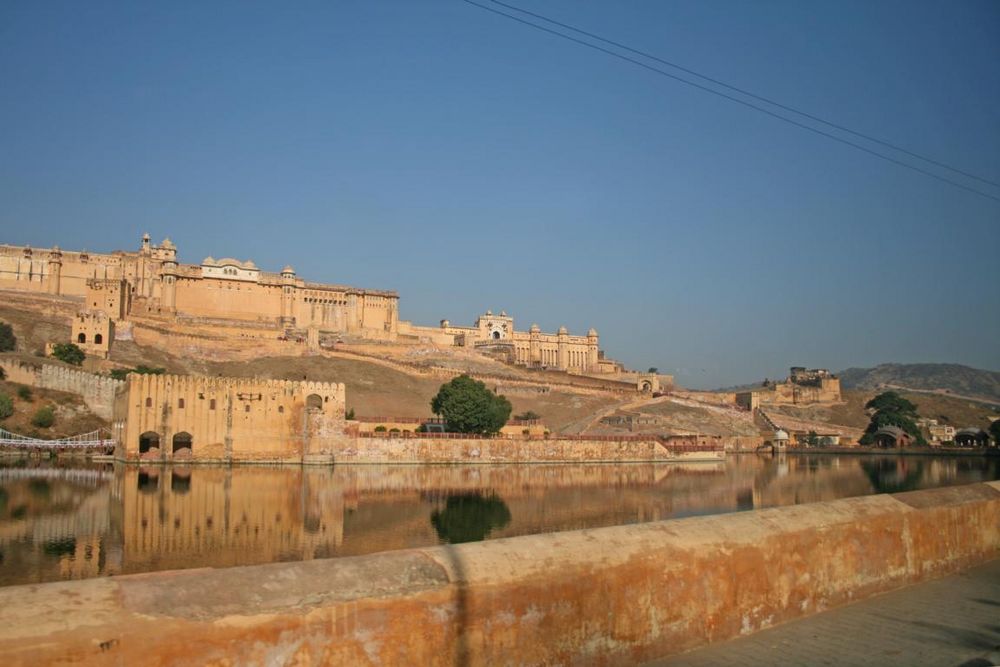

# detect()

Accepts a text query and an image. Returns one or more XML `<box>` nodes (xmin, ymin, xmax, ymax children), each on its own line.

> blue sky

<box><xmin>1</xmin><ymin>0</ymin><xmax>998</xmax><ymax>388</ymax></box>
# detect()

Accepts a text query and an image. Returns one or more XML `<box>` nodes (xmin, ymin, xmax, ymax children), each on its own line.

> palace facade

<box><xmin>436</xmin><ymin>310</ymin><xmax>605</xmax><ymax>373</ymax></box>
<box><xmin>0</xmin><ymin>234</ymin><xmax>399</xmax><ymax>338</ymax></box>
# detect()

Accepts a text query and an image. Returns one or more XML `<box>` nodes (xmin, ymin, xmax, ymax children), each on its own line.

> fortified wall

<box><xmin>0</xmin><ymin>358</ymin><xmax>122</xmax><ymax>420</ymax></box>
<box><xmin>736</xmin><ymin>367</ymin><xmax>842</xmax><ymax>409</ymax></box>
<box><xmin>113</xmin><ymin>373</ymin><xmax>347</xmax><ymax>464</ymax></box>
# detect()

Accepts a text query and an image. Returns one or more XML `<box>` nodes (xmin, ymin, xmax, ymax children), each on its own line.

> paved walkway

<box><xmin>650</xmin><ymin>559</ymin><xmax>1000</xmax><ymax>667</ymax></box>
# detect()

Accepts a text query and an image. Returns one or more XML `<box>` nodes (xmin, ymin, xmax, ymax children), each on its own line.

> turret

<box><xmin>161</xmin><ymin>257</ymin><xmax>177</xmax><ymax>312</ymax></box>
<box><xmin>47</xmin><ymin>246</ymin><xmax>62</xmax><ymax>295</ymax></box>
<box><xmin>280</xmin><ymin>266</ymin><xmax>296</xmax><ymax>327</ymax></box>
<box><xmin>586</xmin><ymin>327</ymin><xmax>599</xmax><ymax>370</ymax></box>
<box><xmin>529</xmin><ymin>324</ymin><xmax>541</xmax><ymax>366</ymax></box>
<box><xmin>557</xmin><ymin>325</ymin><xmax>569</xmax><ymax>370</ymax></box>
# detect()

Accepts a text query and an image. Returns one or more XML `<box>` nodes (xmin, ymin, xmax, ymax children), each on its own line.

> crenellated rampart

<box><xmin>0</xmin><ymin>357</ymin><xmax>122</xmax><ymax>419</ymax></box>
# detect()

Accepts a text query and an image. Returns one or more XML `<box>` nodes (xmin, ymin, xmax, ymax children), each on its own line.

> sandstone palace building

<box><xmin>0</xmin><ymin>234</ymin><xmax>399</xmax><ymax>339</ymax></box>
<box><xmin>0</xmin><ymin>234</ymin><xmax>625</xmax><ymax>377</ymax></box>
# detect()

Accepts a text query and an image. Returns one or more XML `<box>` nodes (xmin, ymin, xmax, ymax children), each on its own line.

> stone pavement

<box><xmin>650</xmin><ymin>559</ymin><xmax>1000</xmax><ymax>667</ymax></box>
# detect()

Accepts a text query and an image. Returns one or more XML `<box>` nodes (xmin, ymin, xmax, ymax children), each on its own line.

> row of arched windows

<box><xmin>76</xmin><ymin>333</ymin><xmax>103</xmax><ymax>344</ymax></box>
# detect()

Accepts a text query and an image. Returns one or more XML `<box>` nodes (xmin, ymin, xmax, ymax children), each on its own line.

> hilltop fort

<box><xmin>0</xmin><ymin>234</ymin><xmax>659</xmax><ymax>389</ymax></box>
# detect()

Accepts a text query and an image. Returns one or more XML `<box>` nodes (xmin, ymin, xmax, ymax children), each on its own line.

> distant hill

<box><xmin>837</xmin><ymin>363</ymin><xmax>1000</xmax><ymax>404</ymax></box>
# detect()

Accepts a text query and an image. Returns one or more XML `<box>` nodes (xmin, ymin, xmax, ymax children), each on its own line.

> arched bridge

<box><xmin>0</xmin><ymin>428</ymin><xmax>116</xmax><ymax>453</ymax></box>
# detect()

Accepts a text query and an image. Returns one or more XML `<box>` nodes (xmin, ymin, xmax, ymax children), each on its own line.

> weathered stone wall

<box><xmin>0</xmin><ymin>358</ymin><xmax>122</xmax><ymax>419</ymax></box>
<box><xmin>336</xmin><ymin>434</ymin><xmax>720</xmax><ymax>464</ymax></box>
<box><xmin>114</xmin><ymin>373</ymin><xmax>347</xmax><ymax>463</ymax></box>
<box><xmin>0</xmin><ymin>481</ymin><xmax>995</xmax><ymax>666</ymax></box>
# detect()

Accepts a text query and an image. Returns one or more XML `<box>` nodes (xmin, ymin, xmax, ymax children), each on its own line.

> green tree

<box><xmin>31</xmin><ymin>405</ymin><xmax>55</xmax><ymax>428</ymax></box>
<box><xmin>0</xmin><ymin>322</ymin><xmax>15</xmax><ymax>352</ymax></box>
<box><xmin>647</xmin><ymin>367</ymin><xmax>658</xmax><ymax>374</ymax></box>
<box><xmin>17</xmin><ymin>386</ymin><xmax>32</xmax><ymax>401</ymax></box>
<box><xmin>345</xmin><ymin>408</ymin><xmax>355</xmax><ymax>420</ymax></box>
<box><xmin>864</xmin><ymin>391</ymin><xmax>917</xmax><ymax>416</ymax></box>
<box><xmin>514</xmin><ymin>410</ymin><xmax>540</xmax><ymax>421</ymax></box>
<box><xmin>989</xmin><ymin>419</ymin><xmax>1000</xmax><ymax>447</ymax></box>
<box><xmin>431</xmin><ymin>375</ymin><xmax>512</xmax><ymax>435</ymax></box>
<box><xmin>50</xmin><ymin>343</ymin><xmax>85</xmax><ymax>366</ymax></box>
<box><xmin>860</xmin><ymin>391</ymin><xmax>926</xmax><ymax>446</ymax></box>
<box><xmin>806</xmin><ymin>430</ymin><xmax>819</xmax><ymax>446</ymax></box>
<box><xmin>0</xmin><ymin>394</ymin><xmax>13</xmax><ymax>421</ymax></box>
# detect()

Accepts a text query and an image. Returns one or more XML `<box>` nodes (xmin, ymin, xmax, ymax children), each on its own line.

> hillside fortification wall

<box><xmin>0</xmin><ymin>357</ymin><xmax>122</xmax><ymax>420</ymax></box>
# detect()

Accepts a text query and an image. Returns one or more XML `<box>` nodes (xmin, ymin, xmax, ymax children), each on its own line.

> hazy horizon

<box><xmin>2</xmin><ymin>1</ymin><xmax>998</xmax><ymax>388</ymax></box>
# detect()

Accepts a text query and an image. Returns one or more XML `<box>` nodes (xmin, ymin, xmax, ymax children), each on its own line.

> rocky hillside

<box><xmin>838</xmin><ymin>363</ymin><xmax>1000</xmax><ymax>404</ymax></box>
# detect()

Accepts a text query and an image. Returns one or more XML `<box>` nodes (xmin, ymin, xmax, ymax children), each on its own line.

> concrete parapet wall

<box><xmin>0</xmin><ymin>481</ymin><xmax>996</xmax><ymax>665</ymax></box>
<box><xmin>0</xmin><ymin>357</ymin><xmax>122</xmax><ymax>419</ymax></box>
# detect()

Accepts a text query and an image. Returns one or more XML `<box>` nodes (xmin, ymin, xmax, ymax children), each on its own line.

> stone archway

<box><xmin>139</xmin><ymin>431</ymin><xmax>160</xmax><ymax>454</ymax></box>
<box><xmin>172</xmin><ymin>432</ymin><xmax>193</xmax><ymax>457</ymax></box>
<box><xmin>306</xmin><ymin>393</ymin><xmax>323</xmax><ymax>411</ymax></box>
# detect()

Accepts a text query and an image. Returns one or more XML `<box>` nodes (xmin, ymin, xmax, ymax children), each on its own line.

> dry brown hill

<box><xmin>0</xmin><ymin>381</ymin><xmax>107</xmax><ymax>439</ymax></box>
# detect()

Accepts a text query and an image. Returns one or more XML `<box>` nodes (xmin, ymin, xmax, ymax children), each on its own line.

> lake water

<box><xmin>0</xmin><ymin>454</ymin><xmax>997</xmax><ymax>587</ymax></box>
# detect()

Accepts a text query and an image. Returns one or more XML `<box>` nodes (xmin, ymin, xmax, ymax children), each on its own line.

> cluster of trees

<box><xmin>51</xmin><ymin>342</ymin><xmax>85</xmax><ymax>366</ymax></box>
<box><xmin>109</xmin><ymin>365</ymin><xmax>165</xmax><ymax>381</ymax></box>
<box><xmin>0</xmin><ymin>322</ymin><xmax>15</xmax><ymax>352</ymax></box>
<box><xmin>859</xmin><ymin>391</ymin><xmax>926</xmax><ymax>446</ymax></box>
<box><xmin>431</xmin><ymin>375</ymin><xmax>512</xmax><ymax>435</ymax></box>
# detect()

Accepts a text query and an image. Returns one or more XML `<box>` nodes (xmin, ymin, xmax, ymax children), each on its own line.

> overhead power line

<box><xmin>461</xmin><ymin>0</ymin><xmax>1000</xmax><ymax>204</ymax></box>
<box><xmin>490</xmin><ymin>0</ymin><xmax>1000</xmax><ymax>190</ymax></box>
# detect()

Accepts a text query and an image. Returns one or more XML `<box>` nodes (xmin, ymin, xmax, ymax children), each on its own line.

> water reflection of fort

<box><xmin>0</xmin><ymin>456</ymin><xmax>997</xmax><ymax>585</ymax></box>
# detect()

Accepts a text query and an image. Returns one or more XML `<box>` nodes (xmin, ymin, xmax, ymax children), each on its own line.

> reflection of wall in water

<box><xmin>0</xmin><ymin>469</ymin><xmax>115</xmax><ymax>584</ymax></box>
<box><xmin>116</xmin><ymin>467</ymin><xmax>344</xmax><ymax>572</ymax></box>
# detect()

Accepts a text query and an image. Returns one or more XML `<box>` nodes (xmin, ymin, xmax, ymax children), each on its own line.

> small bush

<box><xmin>0</xmin><ymin>322</ymin><xmax>16</xmax><ymax>352</ymax></box>
<box><xmin>31</xmin><ymin>405</ymin><xmax>55</xmax><ymax>428</ymax></box>
<box><xmin>388</xmin><ymin>428</ymin><xmax>401</xmax><ymax>435</ymax></box>
<box><xmin>345</xmin><ymin>408</ymin><xmax>356</xmax><ymax>420</ymax></box>
<box><xmin>110</xmin><ymin>365</ymin><xmax>165</xmax><ymax>381</ymax></box>
<box><xmin>0</xmin><ymin>394</ymin><xmax>13</xmax><ymax>421</ymax></box>
<box><xmin>50</xmin><ymin>343</ymin><xmax>85</xmax><ymax>366</ymax></box>
<box><xmin>373</xmin><ymin>425</ymin><xmax>387</xmax><ymax>432</ymax></box>
<box><xmin>16</xmin><ymin>386</ymin><xmax>32</xmax><ymax>401</ymax></box>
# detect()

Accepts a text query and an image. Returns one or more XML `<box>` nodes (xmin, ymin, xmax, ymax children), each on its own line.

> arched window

<box><xmin>209</xmin><ymin>398</ymin><xmax>216</xmax><ymax>410</ymax></box>
<box><xmin>278</xmin><ymin>405</ymin><xmax>285</xmax><ymax>414</ymax></box>
<box><xmin>77</xmin><ymin>332</ymin><xmax>86</xmax><ymax>344</ymax></box>
<box><xmin>145</xmin><ymin>397</ymin><xmax>152</xmax><ymax>407</ymax></box>
<box><xmin>306</xmin><ymin>394</ymin><xmax>323</xmax><ymax>411</ymax></box>
<box><xmin>178</xmin><ymin>398</ymin><xmax>185</xmax><ymax>409</ymax></box>
<box><xmin>172</xmin><ymin>432</ymin><xmax>192</xmax><ymax>454</ymax></box>
<box><xmin>94</xmin><ymin>333</ymin><xmax>103</xmax><ymax>345</ymax></box>
<box><xmin>138</xmin><ymin>431</ymin><xmax>160</xmax><ymax>454</ymax></box>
